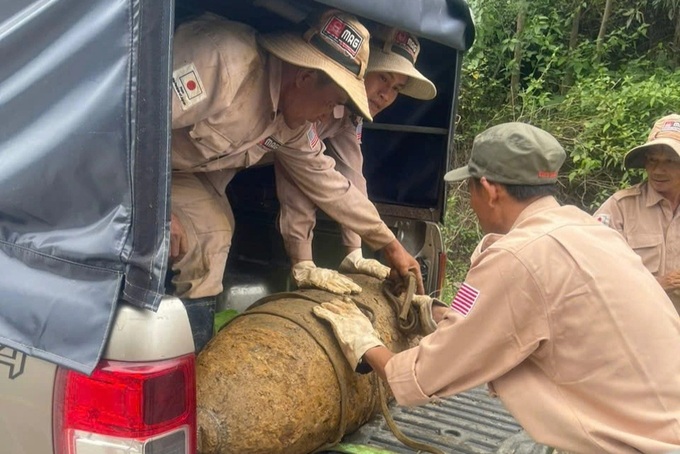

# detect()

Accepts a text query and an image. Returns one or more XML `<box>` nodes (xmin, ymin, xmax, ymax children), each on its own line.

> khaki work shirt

<box><xmin>171</xmin><ymin>14</ymin><xmax>394</xmax><ymax>250</ymax></box>
<box><xmin>594</xmin><ymin>182</ymin><xmax>680</xmax><ymax>312</ymax></box>
<box><xmin>386</xmin><ymin>197</ymin><xmax>680</xmax><ymax>453</ymax></box>
<box><xmin>276</xmin><ymin>113</ymin><xmax>366</xmax><ymax>260</ymax></box>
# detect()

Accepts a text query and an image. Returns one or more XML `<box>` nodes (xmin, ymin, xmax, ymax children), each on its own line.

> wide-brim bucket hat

<box><xmin>624</xmin><ymin>114</ymin><xmax>680</xmax><ymax>169</ymax></box>
<box><xmin>367</xmin><ymin>26</ymin><xmax>436</xmax><ymax>100</ymax></box>
<box><xmin>258</xmin><ymin>9</ymin><xmax>373</xmax><ymax>121</ymax></box>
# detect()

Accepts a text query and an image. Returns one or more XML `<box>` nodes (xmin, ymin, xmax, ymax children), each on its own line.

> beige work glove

<box><xmin>411</xmin><ymin>295</ymin><xmax>447</xmax><ymax>336</ymax></box>
<box><xmin>313</xmin><ymin>300</ymin><xmax>384</xmax><ymax>370</ymax></box>
<box><xmin>338</xmin><ymin>249</ymin><xmax>391</xmax><ymax>280</ymax></box>
<box><xmin>292</xmin><ymin>261</ymin><xmax>362</xmax><ymax>294</ymax></box>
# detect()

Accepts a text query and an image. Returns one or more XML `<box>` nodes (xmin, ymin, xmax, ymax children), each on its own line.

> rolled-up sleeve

<box><xmin>385</xmin><ymin>248</ymin><xmax>549</xmax><ymax>406</ymax></box>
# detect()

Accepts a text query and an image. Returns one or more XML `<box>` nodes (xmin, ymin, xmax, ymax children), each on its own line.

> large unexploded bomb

<box><xmin>195</xmin><ymin>274</ymin><xmax>415</xmax><ymax>454</ymax></box>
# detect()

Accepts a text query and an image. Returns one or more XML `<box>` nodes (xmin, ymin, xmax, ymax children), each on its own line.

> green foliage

<box><xmin>441</xmin><ymin>0</ymin><xmax>680</xmax><ymax>298</ymax></box>
<box><xmin>441</xmin><ymin>182</ymin><xmax>482</xmax><ymax>301</ymax></box>
<box><xmin>557</xmin><ymin>66</ymin><xmax>680</xmax><ymax>209</ymax></box>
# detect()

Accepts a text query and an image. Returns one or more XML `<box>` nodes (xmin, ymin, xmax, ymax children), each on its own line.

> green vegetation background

<box><xmin>440</xmin><ymin>0</ymin><xmax>680</xmax><ymax>301</ymax></box>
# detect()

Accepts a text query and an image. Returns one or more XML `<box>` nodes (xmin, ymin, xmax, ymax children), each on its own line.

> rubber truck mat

<box><xmin>334</xmin><ymin>386</ymin><xmax>552</xmax><ymax>454</ymax></box>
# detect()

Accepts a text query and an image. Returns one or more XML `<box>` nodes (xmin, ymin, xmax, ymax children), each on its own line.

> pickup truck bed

<box><xmin>339</xmin><ymin>387</ymin><xmax>551</xmax><ymax>453</ymax></box>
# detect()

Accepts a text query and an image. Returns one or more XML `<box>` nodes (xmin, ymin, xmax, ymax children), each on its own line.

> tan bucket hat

<box><xmin>624</xmin><ymin>114</ymin><xmax>680</xmax><ymax>169</ymax></box>
<box><xmin>368</xmin><ymin>25</ymin><xmax>436</xmax><ymax>100</ymax></box>
<box><xmin>258</xmin><ymin>9</ymin><xmax>372</xmax><ymax>121</ymax></box>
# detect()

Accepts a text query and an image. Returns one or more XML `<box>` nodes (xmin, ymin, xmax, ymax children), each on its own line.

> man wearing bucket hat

<box><xmin>594</xmin><ymin>114</ymin><xmax>680</xmax><ymax>315</ymax></box>
<box><xmin>313</xmin><ymin>123</ymin><xmax>680</xmax><ymax>452</ymax></box>
<box><xmin>275</xmin><ymin>25</ymin><xmax>437</xmax><ymax>295</ymax></box>
<box><xmin>169</xmin><ymin>10</ymin><xmax>424</xmax><ymax>350</ymax></box>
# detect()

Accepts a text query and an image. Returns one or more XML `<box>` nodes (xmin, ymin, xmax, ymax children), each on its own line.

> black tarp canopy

<box><xmin>0</xmin><ymin>0</ymin><xmax>172</xmax><ymax>374</ymax></box>
<box><xmin>0</xmin><ymin>0</ymin><xmax>473</xmax><ymax>374</ymax></box>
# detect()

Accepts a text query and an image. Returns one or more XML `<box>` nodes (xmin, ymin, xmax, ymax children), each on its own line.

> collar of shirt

<box><xmin>510</xmin><ymin>196</ymin><xmax>560</xmax><ymax>230</ymax></box>
<box><xmin>473</xmin><ymin>197</ymin><xmax>559</xmax><ymax>257</ymax></box>
<box><xmin>643</xmin><ymin>180</ymin><xmax>668</xmax><ymax>208</ymax></box>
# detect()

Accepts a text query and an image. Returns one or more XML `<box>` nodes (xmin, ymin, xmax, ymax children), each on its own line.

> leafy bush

<box><xmin>441</xmin><ymin>0</ymin><xmax>680</xmax><ymax>298</ymax></box>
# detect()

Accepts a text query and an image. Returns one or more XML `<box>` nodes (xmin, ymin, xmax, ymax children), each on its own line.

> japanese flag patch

<box><xmin>172</xmin><ymin>63</ymin><xmax>207</xmax><ymax>110</ymax></box>
<box><xmin>595</xmin><ymin>214</ymin><xmax>610</xmax><ymax>227</ymax></box>
<box><xmin>451</xmin><ymin>283</ymin><xmax>480</xmax><ymax>317</ymax></box>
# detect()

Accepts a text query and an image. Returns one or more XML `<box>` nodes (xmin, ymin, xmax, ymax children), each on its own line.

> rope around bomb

<box><xmin>379</xmin><ymin>276</ymin><xmax>446</xmax><ymax>454</ymax></box>
<box><xmin>242</xmin><ymin>283</ymin><xmax>443</xmax><ymax>454</ymax></box>
<box><xmin>382</xmin><ymin>273</ymin><xmax>422</xmax><ymax>335</ymax></box>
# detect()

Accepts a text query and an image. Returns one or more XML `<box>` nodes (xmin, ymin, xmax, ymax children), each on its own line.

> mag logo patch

<box><xmin>660</xmin><ymin>120</ymin><xmax>680</xmax><ymax>133</ymax></box>
<box><xmin>321</xmin><ymin>16</ymin><xmax>363</xmax><ymax>57</ymax></box>
<box><xmin>393</xmin><ymin>31</ymin><xmax>418</xmax><ymax>62</ymax></box>
<box><xmin>258</xmin><ymin>136</ymin><xmax>282</xmax><ymax>151</ymax></box>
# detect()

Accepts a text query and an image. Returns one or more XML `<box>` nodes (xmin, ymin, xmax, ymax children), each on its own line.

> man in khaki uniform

<box><xmin>169</xmin><ymin>10</ymin><xmax>424</xmax><ymax>350</ymax></box>
<box><xmin>313</xmin><ymin>123</ymin><xmax>680</xmax><ymax>453</ymax></box>
<box><xmin>594</xmin><ymin>114</ymin><xmax>680</xmax><ymax>314</ymax></box>
<box><xmin>275</xmin><ymin>26</ymin><xmax>437</xmax><ymax>294</ymax></box>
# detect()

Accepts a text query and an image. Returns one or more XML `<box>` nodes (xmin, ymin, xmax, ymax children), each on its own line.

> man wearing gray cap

<box><xmin>312</xmin><ymin>123</ymin><xmax>680</xmax><ymax>452</ymax></box>
<box><xmin>594</xmin><ymin>114</ymin><xmax>680</xmax><ymax>314</ymax></box>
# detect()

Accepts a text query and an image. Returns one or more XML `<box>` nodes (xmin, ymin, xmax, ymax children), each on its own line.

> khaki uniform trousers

<box><xmin>171</xmin><ymin>170</ymin><xmax>235</xmax><ymax>299</ymax></box>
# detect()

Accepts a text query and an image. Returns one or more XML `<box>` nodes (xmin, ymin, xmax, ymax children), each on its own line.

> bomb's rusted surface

<box><xmin>196</xmin><ymin>274</ymin><xmax>411</xmax><ymax>454</ymax></box>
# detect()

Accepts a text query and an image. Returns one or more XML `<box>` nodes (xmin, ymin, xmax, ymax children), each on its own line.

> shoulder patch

<box><xmin>172</xmin><ymin>63</ymin><xmax>207</xmax><ymax>110</ymax></box>
<box><xmin>612</xmin><ymin>185</ymin><xmax>642</xmax><ymax>201</ymax></box>
<box><xmin>307</xmin><ymin>124</ymin><xmax>320</xmax><ymax>149</ymax></box>
<box><xmin>595</xmin><ymin>213</ymin><xmax>611</xmax><ymax>226</ymax></box>
<box><xmin>355</xmin><ymin>118</ymin><xmax>363</xmax><ymax>143</ymax></box>
<box><xmin>451</xmin><ymin>283</ymin><xmax>480</xmax><ymax>317</ymax></box>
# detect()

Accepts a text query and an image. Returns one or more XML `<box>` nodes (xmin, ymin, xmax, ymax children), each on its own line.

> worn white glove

<box><xmin>338</xmin><ymin>249</ymin><xmax>390</xmax><ymax>279</ymax></box>
<box><xmin>313</xmin><ymin>300</ymin><xmax>385</xmax><ymax>370</ymax></box>
<box><xmin>292</xmin><ymin>261</ymin><xmax>362</xmax><ymax>294</ymax></box>
<box><xmin>411</xmin><ymin>295</ymin><xmax>447</xmax><ymax>336</ymax></box>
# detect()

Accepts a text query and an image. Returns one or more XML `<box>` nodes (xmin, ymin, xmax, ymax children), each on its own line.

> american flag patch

<box><xmin>355</xmin><ymin>120</ymin><xmax>363</xmax><ymax>143</ymax></box>
<box><xmin>307</xmin><ymin>125</ymin><xmax>320</xmax><ymax>148</ymax></box>
<box><xmin>451</xmin><ymin>283</ymin><xmax>480</xmax><ymax>317</ymax></box>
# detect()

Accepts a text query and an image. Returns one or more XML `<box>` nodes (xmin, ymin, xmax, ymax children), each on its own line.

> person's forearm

<box><xmin>362</xmin><ymin>345</ymin><xmax>394</xmax><ymax>381</ymax></box>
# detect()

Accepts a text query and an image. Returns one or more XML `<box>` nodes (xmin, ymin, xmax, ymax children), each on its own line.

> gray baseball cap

<box><xmin>444</xmin><ymin>122</ymin><xmax>566</xmax><ymax>184</ymax></box>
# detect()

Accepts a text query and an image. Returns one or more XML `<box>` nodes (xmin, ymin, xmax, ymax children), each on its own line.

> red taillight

<box><xmin>54</xmin><ymin>355</ymin><xmax>196</xmax><ymax>454</ymax></box>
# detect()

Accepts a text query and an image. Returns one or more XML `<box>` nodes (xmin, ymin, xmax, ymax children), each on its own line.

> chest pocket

<box><xmin>190</xmin><ymin>121</ymin><xmax>236</xmax><ymax>155</ymax></box>
<box><xmin>627</xmin><ymin>233</ymin><xmax>663</xmax><ymax>274</ymax></box>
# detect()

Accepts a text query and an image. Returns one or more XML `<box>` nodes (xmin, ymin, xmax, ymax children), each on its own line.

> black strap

<box><xmin>310</xmin><ymin>34</ymin><xmax>361</xmax><ymax>76</ymax></box>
